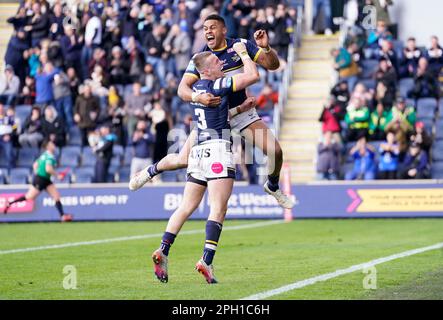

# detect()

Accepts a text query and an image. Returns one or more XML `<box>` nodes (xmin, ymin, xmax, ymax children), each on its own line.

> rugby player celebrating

<box><xmin>130</xmin><ymin>14</ymin><xmax>294</xmax><ymax>209</ymax></box>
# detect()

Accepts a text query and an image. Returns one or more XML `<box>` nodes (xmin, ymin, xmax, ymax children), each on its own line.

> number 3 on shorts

<box><xmin>195</xmin><ymin>108</ymin><xmax>207</xmax><ymax>129</ymax></box>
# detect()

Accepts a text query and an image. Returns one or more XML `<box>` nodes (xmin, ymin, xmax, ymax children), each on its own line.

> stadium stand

<box><xmin>0</xmin><ymin>0</ymin><xmax>297</xmax><ymax>185</ymax></box>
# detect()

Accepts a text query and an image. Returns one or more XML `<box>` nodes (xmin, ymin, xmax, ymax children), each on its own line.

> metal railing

<box><xmin>273</xmin><ymin>5</ymin><xmax>304</xmax><ymax>138</ymax></box>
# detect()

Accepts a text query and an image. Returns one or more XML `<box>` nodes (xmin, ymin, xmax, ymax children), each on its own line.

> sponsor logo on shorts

<box><xmin>211</xmin><ymin>162</ymin><xmax>224</xmax><ymax>174</ymax></box>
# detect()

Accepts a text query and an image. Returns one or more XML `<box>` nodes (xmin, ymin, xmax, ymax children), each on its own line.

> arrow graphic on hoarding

<box><xmin>346</xmin><ymin>189</ymin><xmax>362</xmax><ymax>213</ymax></box>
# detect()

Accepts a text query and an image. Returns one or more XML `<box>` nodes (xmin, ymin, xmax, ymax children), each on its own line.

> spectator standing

<box><xmin>81</xmin><ymin>10</ymin><xmax>103</xmax><ymax>80</ymax></box>
<box><xmin>125</xmin><ymin>82</ymin><xmax>151</xmax><ymax>140</ymax></box>
<box><xmin>163</xmin><ymin>24</ymin><xmax>192</xmax><ymax>78</ymax></box>
<box><xmin>53</xmin><ymin>71</ymin><xmax>74</xmax><ymax>127</ymax></box>
<box><xmin>130</xmin><ymin>120</ymin><xmax>155</xmax><ymax>177</ymax></box>
<box><xmin>0</xmin><ymin>65</ymin><xmax>20</xmax><ymax>106</ymax></box>
<box><xmin>4</xmin><ymin>28</ymin><xmax>29</xmax><ymax>85</ymax></box>
<box><xmin>24</xmin><ymin>2</ymin><xmax>49</xmax><ymax>47</ymax></box>
<box><xmin>0</xmin><ymin>104</ymin><xmax>17</xmax><ymax>169</ymax></box>
<box><xmin>92</xmin><ymin>125</ymin><xmax>116</xmax><ymax>183</ymax></box>
<box><xmin>408</xmin><ymin>57</ymin><xmax>440</xmax><ymax>99</ymax></box>
<box><xmin>60</xmin><ymin>25</ymin><xmax>83</xmax><ymax>79</ymax></box>
<box><xmin>74</xmin><ymin>84</ymin><xmax>100</xmax><ymax>146</ymax></box>
<box><xmin>377</xmin><ymin>131</ymin><xmax>400</xmax><ymax>179</ymax></box>
<box><xmin>149</xmin><ymin>101</ymin><xmax>171</xmax><ymax>163</ymax></box>
<box><xmin>41</xmin><ymin>105</ymin><xmax>66</xmax><ymax>148</ymax></box>
<box><xmin>399</xmin><ymin>37</ymin><xmax>422</xmax><ymax>79</ymax></box>
<box><xmin>35</xmin><ymin>62</ymin><xmax>59</xmax><ymax>107</ymax></box>
<box><xmin>19</xmin><ymin>106</ymin><xmax>43</xmax><ymax>148</ymax></box>
<box><xmin>426</xmin><ymin>36</ymin><xmax>443</xmax><ymax>75</ymax></box>
<box><xmin>143</xmin><ymin>23</ymin><xmax>167</xmax><ymax>88</ymax></box>
<box><xmin>331</xmin><ymin>45</ymin><xmax>359</xmax><ymax>91</ymax></box>
<box><xmin>344</xmin><ymin>97</ymin><xmax>370</xmax><ymax>142</ymax></box>
<box><xmin>319</xmin><ymin>95</ymin><xmax>343</xmax><ymax>144</ymax></box>
<box><xmin>316</xmin><ymin>131</ymin><xmax>341</xmax><ymax>180</ymax></box>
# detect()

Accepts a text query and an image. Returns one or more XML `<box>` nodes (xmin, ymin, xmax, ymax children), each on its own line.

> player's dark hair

<box><xmin>204</xmin><ymin>14</ymin><xmax>225</xmax><ymax>26</ymax></box>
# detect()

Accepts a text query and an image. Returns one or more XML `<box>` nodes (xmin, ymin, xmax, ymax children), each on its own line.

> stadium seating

<box><xmin>432</xmin><ymin>141</ymin><xmax>443</xmax><ymax>161</ymax></box>
<box><xmin>73</xmin><ymin>167</ymin><xmax>95</xmax><ymax>183</ymax></box>
<box><xmin>358</xmin><ymin>79</ymin><xmax>376</xmax><ymax>90</ymax></box>
<box><xmin>0</xmin><ymin>168</ymin><xmax>6</xmax><ymax>184</ymax></box>
<box><xmin>399</xmin><ymin>78</ymin><xmax>414</xmax><ymax>98</ymax></box>
<box><xmin>123</xmin><ymin>147</ymin><xmax>134</xmax><ymax>166</ymax></box>
<box><xmin>59</xmin><ymin>146</ymin><xmax>81</xmax><ymax>168</ymax></box>
<box><xmin>160</xmin><ymin>171</ymin><xmax>177</xmax><ymax>182</ymax></box>
<box><xmin>14</xmin><ymin>105</ymin><xmax>32</xmax><ymax>126</ymax></box>
<box><xmin>439</xmin><ymin>99</ymin><xmax>443</xmax><ymax>114</ymax></box>
<box><xmin>416</xmin><ymin>98</ymin><xmax>437</xmax><ymax>120</ymax></box>
<box><xmin>81</xmin><ymin>147</ymin><xmax>96</xmax><ymax>167</ymax></box>
<box><xmin>113</xmin><ymin>145</ymin><xmax>124</xmax><ymax>158</ymax></box>
<box><xmin>9</xmin><ymin>168</ymin><xmax>31</xmax><ymax>184</ymax></box>
<box><xmin>435</xmin><ymin>119</ymin><xmax>443</xmax><ymax>140</ymax></box>
<box><xmin>116</xmin><ymin>166</ymin><xmax>131</xmax><ymax>182</ymax></box>
<box><xmin>16</xmin><ymin>147</ymin><xmax>39</xmax><ymax>168</ymax></box>
<box><xmin>67</xmin><ymin>126</ymin><xmax>82</xmax><ymax>146</ymax></box>
<box><xmin>360</xmin><ymin>60</ymin><xmax>379</xmax><ymax>79</ymax></box>
<box><xmin>431</xmin><ymin>162</ymin><xmax>443</xmax><ymax>179</ymax></box>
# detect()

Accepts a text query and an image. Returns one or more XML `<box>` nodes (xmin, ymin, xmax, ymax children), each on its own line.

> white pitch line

<box><xmin>0</xmin><ymin>220</ymin><xmax>284</xmax><ymax>255</ymax></box>
<box><xmin>241</xmin><ymin>241</ymin><xmax>443</xmax><ymax>300</ymax></box>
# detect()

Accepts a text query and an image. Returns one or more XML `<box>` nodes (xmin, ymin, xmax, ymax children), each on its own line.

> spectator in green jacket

<box><xmin>388</xmin><ymin>97</ymin><xmax>416</xmax><ymax>130</ymax></box>
<box><xmin>345</xmin><ymin>97</ymin><xmax>370</xmax><ymax>142</ymax></box>
<box><xmin>369</xmin><ymin>103</ymin><xmax>390</xmax><ymax>141</ymax></box>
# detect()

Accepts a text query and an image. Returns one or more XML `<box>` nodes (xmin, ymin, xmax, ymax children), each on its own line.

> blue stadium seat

<box><xmin>73</xmin><ymin>167</ymin><xmax>95</xmax><ymax>183</ymax></box>
<box><xmin>392</xmin><ymin>40</ymin><xmax>404</xmax><ymax>59</ymax></box>
<box><xmin>399</xmin><ymin>78</ymin><xmax>414</xmax><ymax>99</ymax></box>
<box><xmin>67</xmin><ymin>126</ymin><xmax>82</xmax><ymax>146</ymax></box>
<box><xmin>439</xmin><ymin>99</ymin><xmax>443</xmax><ymax>114</ymax></box>
<box><xmin>81</xmin><ymin>147</ymin><xmax>96</xmax><ymax>166</ymax></box>
<box><xmin>435</xmin><ymin>119</ymin><xmax>443</xmax><ymax>140</ymax></box>
<box><xmin>116</xmin><ymin>166</ymin><xmax>131</xmax><ymax>182</ymax></box>
<box><xmin>432</xmin><ymin>141</ymin><xmax>443</xmax><ymax>161</ymax></box>
<box><xmin>357</xmin><ymin>79</ymin><xmax>376</xmax><ymax>90</ymax></box>
<box><xmin>360</xmin><ymin>60</ymin><xmax>378</xmax><ymax>79</ymax></box>
<box><xmin>15</xmin><ymin>105</ymin><xmax>32</xmax><ymax>126</ymax></box>
<box><xmin>9</xmin><ymin>168</ymin><xmax>31</xmax><ymax>184</ymax></box>
<box><xmin>113</xmin><ymin>145</ymin><xmax>124</xmax><ymax>158</ymax></box>
<box><xmin>405</xmin><ymin>98</ymin><xmax>416</xmax><ymax>108</ymax></box>
<box><xmin>417</xmin><ymin>98</ymin><xmax>437</xmax><ymax>120</ymax></box>
<box><xmin>123</xmin><ymin>147</ymin><xmax>134</xmax><ymax>166</ymax></box>
<box><xmin>16</xmin><ymin>147</ymin><xmax>39</xmax><ymax>168</ymax></box>
<box><xmin>0</xmin><ymin>168</ymin><xmax>7</xmax><ymax>184</ymax></box>
<box><xmin>59</xmin><ymin>146</ymin><xmax>81</xmax><ymax>167</ymax></box>
<box><xmin>431</xmin><ymin>162</ymin><xmax>443</xmax><ymax>179</ymax></box>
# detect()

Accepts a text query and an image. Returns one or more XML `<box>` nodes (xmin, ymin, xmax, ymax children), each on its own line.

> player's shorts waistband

<box><xmin>198</xmin><ymin>139</ymin><xmax>232</xmax><ymax>146</ymax></box>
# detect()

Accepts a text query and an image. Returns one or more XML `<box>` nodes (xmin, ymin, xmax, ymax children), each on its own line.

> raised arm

<box><xmin>253</xmin><ymin>30</ymin><xmax>280</xmax><ymax>71</ymax></box>
<box><xmin>232</xmin><ymin>42</ymin><xmax>260</xmax><ymax>91</ymax></box>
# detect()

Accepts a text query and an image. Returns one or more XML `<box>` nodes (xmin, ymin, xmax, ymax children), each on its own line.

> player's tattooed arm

<box><xmin>254</xmin><ymin>30</ymin><xmax>280</xmax><ymax>71</ymax></box>
<box><xmin>178</xmin><ymin>74</ymin><xmax>222</xmax><ymax>106</ymax></box>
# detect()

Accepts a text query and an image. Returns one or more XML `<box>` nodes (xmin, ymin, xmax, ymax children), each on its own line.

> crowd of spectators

<box><xmin>317</xmin><ymin>3</ymin><xmax>442</xmax><ymax>181</ymax></box>
<box><xmin>0</xmin><ymin>0</ymin><xmax>297</xmax><ymax>184</ymax></box>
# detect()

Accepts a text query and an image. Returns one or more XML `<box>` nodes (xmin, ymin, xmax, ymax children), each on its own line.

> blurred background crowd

<box><xmin>0</xmin><ymin>0</ymin><xmax>298</xmax><ymax>184</ymax></box>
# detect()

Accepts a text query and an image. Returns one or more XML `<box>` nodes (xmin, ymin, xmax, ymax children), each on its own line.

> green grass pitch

<box><xmin>1</xmin><ymin>219</ymin><xmax>443</xmax><ymax>300</ymax></box>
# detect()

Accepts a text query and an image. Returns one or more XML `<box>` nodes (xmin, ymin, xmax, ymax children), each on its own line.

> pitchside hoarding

<box><xmin>0</xmin><ymin>182</ymin><xmax>442</xmax><ymax>222</ymax></box>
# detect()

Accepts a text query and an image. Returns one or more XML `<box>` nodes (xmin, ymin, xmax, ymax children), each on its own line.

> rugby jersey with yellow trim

<box><xmin>184</xmin><ymin>38</ymin><xmax>262</xmax><ymax>110</ymax></box>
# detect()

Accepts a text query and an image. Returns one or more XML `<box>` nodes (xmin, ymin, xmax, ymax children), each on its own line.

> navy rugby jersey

<box><xmin>184</xmin><ymin>38</ymin><xmax>262</xmax><ymax>109</ymax></box>
<box><xmin>190</xmin><ymin>76</ymin><xmax>235</xmax><ymax>144</ymax></box>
